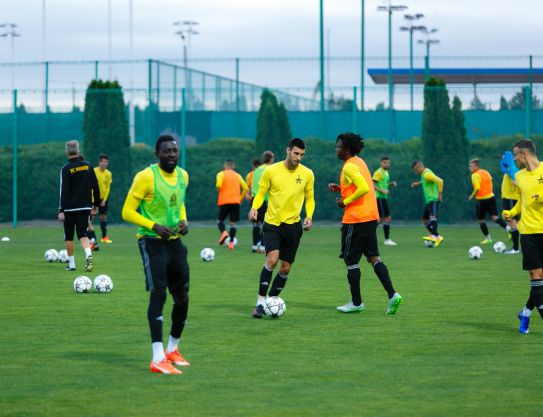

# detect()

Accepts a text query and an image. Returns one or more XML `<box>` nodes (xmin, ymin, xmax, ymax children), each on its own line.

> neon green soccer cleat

<box><xmin>386</xmin><ymin>293</ymin><xmax>403</xmax><ymax>315</ymax></box>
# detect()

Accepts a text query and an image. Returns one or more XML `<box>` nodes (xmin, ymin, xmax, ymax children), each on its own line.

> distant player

<box><xmin>468</xmin><ymin>158</ymin><xmax>508</xmax><ymax>244</ymax></box>
<box><xmin>216</xmin><ymin>159</ymin><xmax>248</xmax><ymax>250</ymax></box>
<box><xmin>87</xmin><ymin>154</ymin><xmax>113</xmax><ymax>250</ymax></box>
<box><xmin>328</xmin><ymin>133</ymin><xmax>402</xmax><ymax>314</ymax></box>
<box><xmin>249</xmin><ymin>138</ymin><xmax>314</xmax><ymax>318</ymax></box>
<box><xmin>122</xmin><ymin>134</ymin><xmax>191</xmax><ymax>374</ymax></box>
<box><xmin>411</xmin><ymin>160</ymin><xmax>444</xmax><ymax>246</ymax></box>
<box><xmin>58</xmin><ymin>140</ymin><xmax>100</xmax><ymax>272</ymax></box>
<box><xmin>500</xmin><ymin>151</ymin><xmax>520</xmax><ymax>254</ymax></box>
<box><xmin>372</xmin><ymin>156</ymin><xmax>398</xmax><ymax>246</ymax></box>
<box><xmin>250</xmin><ymin>151</ymin><xmax>274</xmax><ymax>253</ymax></box>
<box><xmin>502</xmin><ymin>138</ymin><xmax>543</xmax><ymax>334</ymax></box>
<box><xmin>245</xmin><ymin>159</ymin><xmax>261</xmax><ymax>200</ymax></box>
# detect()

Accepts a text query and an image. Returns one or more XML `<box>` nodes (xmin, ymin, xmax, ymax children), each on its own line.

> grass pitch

<box><xmin>0</xmin><ymin>224</ymin><xmax>540</xmax><ymax>417</ymax></box>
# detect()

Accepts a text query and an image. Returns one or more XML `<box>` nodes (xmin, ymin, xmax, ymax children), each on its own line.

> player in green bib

<box><xmin>373</xmin><ymin>156</ymin><xmax>397</xmax><ymax>245</ymax></box>
<box><xmin>122</xmin><ymin>134</ymin><xmax>191</xmax><ymax>375</ymax></box>
<box><xmin>250</xmin><ymin>150</ymin><xmax>274</xmax><ymax>253</ymax></box>
<box><xmin>411</xmin><ymin>160</ymin><xmax>445</xmax><ymax>247</ymax></box>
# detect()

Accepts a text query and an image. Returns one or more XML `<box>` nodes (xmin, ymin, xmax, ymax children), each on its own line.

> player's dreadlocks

<box><xmin>337</xmin><ymin>132</ymin><xmax>364</xmax><ymax>156</ymax></box>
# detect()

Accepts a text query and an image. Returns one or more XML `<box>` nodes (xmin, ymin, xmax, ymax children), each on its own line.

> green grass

<box><xmin>0</xmin><ymin>224</ymin><xmax>540</xmax><ymax>417</ymax></box>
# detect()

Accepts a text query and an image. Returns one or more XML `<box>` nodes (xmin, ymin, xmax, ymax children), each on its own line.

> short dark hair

<box><xmin>411</xmin><ymin>160</ymin><xmax>422</xmax><ymax>168</ymax></box>
<box><xmin>381</xmin><ymin>156</ymin><xmax>390</xmax><ymax>161</ymax></box>
<box><xmin>469</xmin><ymin>158</ymin><xmax>480</xmax><ymax>165</ymax></box>
<box><xmin>99</xmin><ymin>154</ymin><xmax>109</xmax><ymax>161</ymax></box>
<box><xmin>288</xmin><ymin>138</ymin><xmax>305</xmax><ymax>150</ymax></box>
<box><xmin>252</xmin><ymin>159</ymin><xmax>261</xmax><ymax>167</ymax></box>
<box><xmin>513</xmin><ymin>138</ymin><xmax>537</xmax><ymax>155</ymax></box>
<box><xmin>337</xmin><ymin>132</ymin><xmax>364</xmax><ymax>155</ymax></box>
<box><xmin>155</xmin><ymin>134</ymin><xmax>178</xmax><ymax>152</ymax></box>
<box><xmin>262</xmin><ymin>151</ymin><xmax>274</xmax><ymax>164</ymax></box>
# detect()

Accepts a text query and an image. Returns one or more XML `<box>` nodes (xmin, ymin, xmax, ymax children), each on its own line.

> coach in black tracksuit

<box><xmin>58</xmin><ymin>140</ymin><xmax>100</xmax><ymax>272</ymax></box>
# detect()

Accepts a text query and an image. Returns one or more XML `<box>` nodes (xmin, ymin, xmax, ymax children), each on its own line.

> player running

<box><xmin>250</xmin><ymin>151</ymin><xmax>274</xmax><ymax>253</ymax></box>
<box><xmin>373</xmin><ymin>156</ymin><xmax>398</xmax><ymax>246</ymax></box>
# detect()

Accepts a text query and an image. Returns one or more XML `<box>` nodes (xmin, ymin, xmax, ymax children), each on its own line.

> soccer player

<box><xmin>216</xmin><ymin>159</ymin><xmax>249</xmax><ymax>250</ymax></box>
<box><xmin>245</xmin><ymin>159</ymin><xmax>261</xmax><ymax>200</ymax></box>
<box><xmin>502</xmin><ymin>138</ymin><xmax>543</xmax><ymax>334</ymax></box>
<box><xmin>373</xmin><ymin>156</ymin><xmax>398</xmax><ymax>246</ymax></box>
<box><xmin>468</xmin><ymin>158</ymin><xmax>508</xmax><ymax>244</ymax></box>
<box><xmin>87</xmin><ymin>155</ymin><xmax>113</xmax><ymax>250</ymax></box>
<box><xmin>249</xmin><ymin>138</ymin><xmax>314</xmax><ymax>318</ymax></box>
<box><xmin>500</xmin><ymin>151</ymin><xmax>520</xmax><ymax>254</ymax></box>
<box><xmin>328</xmin><ymin>133</ymin><xmax>402</xmax><ymax>314</ymax></box>
<box><xmin>122</xmin><ymin>134</ymin><xmax>191</xmax><ymax>375</ymax></box>
<box><xmin>250</xmin><ymin>151</ymin><xmax>274</xmax><ymax>253</ymax></box>
<box><xmin>58</xmin><ymin>140</ymin><xmax>100</xmax><ymax>272</ymax></box>
<box><xmin>411</xmin><ymin>160</ymin><xmax>444</xmax><ymax>246</ymax></box>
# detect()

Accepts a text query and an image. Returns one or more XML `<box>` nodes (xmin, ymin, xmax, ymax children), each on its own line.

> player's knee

<box><xmin>384</xmin><ymin>216</ymin><xmax>392</xmax><ymax>223</ymax></box>
<box><xmin>149</xmin><ymin>288</ymin><xmax>167</xmax><ymax>308</ymax></box>
<box><xmin>172</xmin><ymin>289</ymin><xmax>189</xmax><ymax>307</ymax></box>
<box><xmin>279</xmin><ymin>263</ymin><xmax>291</xmax><ymax>275</ymax></box>
<box><xmin>529</xmin><ymin>270</ymin><xmax>543</xmax><ymax>280</ymax></box>
<box><xmin>368</xmin><ymin>256</ymin><xmax>381</xmax><ymax>265</ymax></box>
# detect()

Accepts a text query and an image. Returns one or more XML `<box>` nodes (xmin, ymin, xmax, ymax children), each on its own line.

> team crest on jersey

<box><xmin>538</xmin><ymin>175</ymin><xmax>543</xmax><ymax>184</ymax></box>
<box><xmin>169</xmin><ymin>194</ymin><xmax>177</xmax><ymax>207</ymax></box>
<box><xmin>295</xmin><ymin>175</ymin><xmax>302</xmax><ymax>184</ymax></box>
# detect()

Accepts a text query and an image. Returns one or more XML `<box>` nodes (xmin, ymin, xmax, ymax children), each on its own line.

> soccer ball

<box><xmin>58</xmin><ymin>249</ymin><xmax>69</xmax><ymax>263</ymax></box>
<box><xmin>493</xmin><ymin>241</ymin><xmax>506</xmax><ymax>253</ymax></box>
<box><xmin>225</xmin><ymin>237</ymin><xmax>238</xmax><ymax>247</ymax></box>
<box><xmin>44</xmin><ymin>249</ymin><xmax>59</xmax><ymax>262</ymax></box>
<box><xmin>94</xmin><ymin>274</ymin><xmax>113</xmax><ymax>293</ymax></box>
<box><xmin>468</xmin><ymin>246</ymin><xmax>483</xmax><ymax>260</ymax></box>
<box><xmin>424</xmin><ymin>239</ymin><xmax>435</xmax><ymax>248</ymax></box>
<box><xmin>73</xmin><ymin>276</ymin><xmax>92</xmax><ymax>293</ymax></box>
<box><xmin>264</xmin><ymin>296</ymin><xmax>286</xmax><ymax>318</ymax></box>
<box><xmin>200</xmin><ymin>248</ymin><xmax>215</xmax><ymax>262</ymax></box>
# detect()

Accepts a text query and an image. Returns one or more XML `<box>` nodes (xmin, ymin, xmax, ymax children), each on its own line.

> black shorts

<box><xmin>63</xmin><ymin>210</ymin><xmax>91</xmax><ymax>241</ymax></box>
<box><xmin>376</xmin><ymin>198</ymin><xmax>390</xmax><ymax>218</ymax></box>
<box><xmin>218</xmin><ymin>204</ymin><xmax>240</xmax><ymax>222</ymax></box>
<box><xmin>521</xmin><ymin>234</ymin><xmax>543</xmax><ymax>271</ymax></box>
<box><xmin>138</xmin><ymin>237</ymin><xmax>190</xmax><ymax>293</ymax></box>
<box><xmin>262</xmin><ymin>221</ymin><xmax>303</xmax><ymax>264</ymax></box>
<box><xmin>422</xmin><ymin>201</ymin><xmax>439</xmax><ymax>220</ymax></box>
<box><xmin>502</xmin><ymin>198</ymin><xmax>520</xmax><ymax>220</ymax></box>
<box><xmin>475</xmin><ymin>197</ymin><xmax>498</xmax><ymax>220</ymax></box>
<box><xmin>340</xmin><ymin>221</ymin><xmax>380</xmax><ymax>265</ymax></box>
<box><xmin>253</xmin><ymin>201</ymin><xmax>268</xmax><ymax>223</ymax></box>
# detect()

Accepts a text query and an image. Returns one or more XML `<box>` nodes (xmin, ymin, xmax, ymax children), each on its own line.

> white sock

<box><xmin>84</xmin><ymin>247</ymin><xmax>92</xmax><ymax>258</ymax></box>
<box><xmin>68</xmin><ymin>256</ymin><xmax>75</xmax><ymax>269</ymax></box>
<box><xmin>152</xmin><ymin>342</ymin><xmax>166</xmax><ymax>363</ymax></box>
<box><xmin>257</xmin><ymin>295</ymin><xmax>266</xmax><ymax>306</ymax></box>
<box><xmin>167</xmin><ymin>336</ymin><xmax>180</xmax><ymax>353</ymax></box>
<box><xmin>486</xmin><ymin>235</ymin><xmax>492</xmax><ymax>240</ymax></box>
<box><xmin>522</xmin><ymin>307</ymin><xmax>532</xmax><ymax>317</ymax></box>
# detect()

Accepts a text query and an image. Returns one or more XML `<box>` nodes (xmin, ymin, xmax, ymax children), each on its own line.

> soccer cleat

<box><xmin>252</xmin><ymin>304</ymin><xmax>265</xmax><ymax>318</ymax></box>
<box><xmin>218</xmin><ymin>231</ymin><xmax>229</xmax><ymax>245</ymax></box>
<box><xmin>149</xmin><ymin>359</ymin><xmax>183</xmax><ymax>375</ymax></box>
<box><xmin>336</xmin><ymin>301</ymin><xmax>365</xmax><ymax>313</ymax></box>
<box><xmin>228</xmin><ymin>241</ymin><xmax>234</xmax><ymax>250</ymax></box>
<box><xmin>85</xmin><ymin>255</ymin><xmax>93</xmax><ymax>272</ymax></box>
<box><xmin>433</xmin><ymin>235</ymin><xmax>444</xmax><ymax>247</ymax></box>
<box><xmin>65</xmin><ymin>266</ymin><xmax>76</xmax><ymax>271</ymax></box>
<box><xmin>101</xmin><ymin>237</ymin><xmax>113</xmax><ymax>244</ymax></box>
<box><xmin>386</xmin><ymin>293</ymin><xmax>403</xmax><ymax>315</ymax></box>
<box><xmin>259</xmin><ymin>245</ymin><xmax>266</xmax><ymax>254</ymax></box>
<box><xmin>518</xmin><ymin>312</ymin><xmax>530</xmax><ymax>334</ymax></box>
<box><xmin>480</xmin><ymin>238</ymin><xmax>493</xmax><ymax>245</ymax></box>
<box><xmin>384</xmin><ymin>239</ymin><xmax>397</xmax><ymax>246</ymax></box>
<box><xmin>252</xmin><ymin>245</ymin><xmax>259</xmax><ymax>253</ymax></box>
<box><xmin>422</xmin><ymin>235</ymin><xmax>437</xmax><ymax>242</ymax></box>
<box><xmin>505</xmin><ymin>249</ymin><xmax>520</xmax><ymax>255</ymax></box>
<box><xmin>165</xmin><ymin>348</ymin><xmax>191</xmax><ymax>367</ymax></box>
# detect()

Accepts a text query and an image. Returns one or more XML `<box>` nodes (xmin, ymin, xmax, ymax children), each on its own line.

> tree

<box><xmin>470</xmin><ymin>95</ymin><xmax>486</xmax><ymax>110</ymax></box>
<box><xmin>328</xmin><ymin>93</ymin><xmax>354</xmax><ymax>111</ymax></box>
<box><xmin>256</xmin><ymin>89</ymin><xmax>292</xmax><ymax>157</ymax></box>
<box><xmin>508</xmin><ymin>89</ymin><xmax>542</xmax><ymax>110</ymax></box>
<box><xmin>83</xmin><ymin>79</ymin><xmax>132</xmax><ymax>222</ymax></box>
<box><xmin>499</xmin><ymin>95</ymin><xmax>509</xmax><ymax>110</ymax></box>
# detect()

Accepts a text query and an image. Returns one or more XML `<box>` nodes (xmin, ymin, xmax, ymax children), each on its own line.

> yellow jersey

<box><xmin>510</xmin><ymin>162</ymin><xmax>543</xmax><ymax>234</ymax></box>
<box><xmin>501</xmin><ymin>174</ymin><xmax>519</xmax><ymax>200</ymax></box>
<box><xmin>252</xmin><ymin>161</ymin><xmax>315</xmax><ymax>226</ymax></box>
<box><xmin>94</xmin><ymin>167</ymin><xmax>112</xmax><ymax>202</ymax></box>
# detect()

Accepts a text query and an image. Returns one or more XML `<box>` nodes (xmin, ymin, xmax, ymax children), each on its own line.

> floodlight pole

<box><xmin>12</xmin><ymin>89</ymin><xmax>18</xmax><ymax>228</ymax></box>
<box><xmin>360</xmin><ymin>0</ymin><xmax>365</xmax><ymax>111</ymax></box>
<box><xmin>400</xmin><ymin>14</ymin><xmax>424</xmax><ymax>110</ymax></box>
<box><xmin>319</xmin><ymin>0</ymin><xmax>326</xmax><ymax>138</ymax></box>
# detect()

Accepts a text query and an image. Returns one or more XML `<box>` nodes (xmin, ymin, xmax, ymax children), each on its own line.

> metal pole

<box><xmin>94</xmin><ymin>60</ymin><xmax>99</xmax><ymax>79</ymax></box>
<box><xmin>424</xmin><ymin>54</ymin><xmax>429</xmax><ymax>81</ymax></box>
<box><xmin>12</xmin><ymin>89</ymin><xmax>18</xmax><ymax>228</ymax></box>
<box><xmin>319</xmin><ymin>0</ymin><xmax>325</xmax><ymax>112</ymax></box>
<box><xmin>173</xmin><ymin>67</ymin><xmax>177</xmax><ymax>110</ymax></box>
<box><xmin>45</xmin><ymin>61</ymin><xmax>49</xmax><ymax>141</ymax></box>
<box><xmin>181</xmin><ymin>88</ymin><xmax>186</xmax><ymax>169</ymax></box>
<box><xmin>107</xmin><ymin>0</ymin><xmax>112</xmax><ymax>79</ymax></box>
<box><xmin>360</xmin><ymin>0</ymin><xmax>365</xmax><ymax>111</ymax></box>
<box><xmin>387</xmin><ymin>9</ymin><xmax>393</xmax><ymax>110</ymax></box>
<box><xmin>235</xmin><ymin>57</ymin><xmax>240</xmax><ymax>112</ymax></box>
<box><xmin>524</xmin><ymin>86</ymin><xmax>531</xmax><ymax>138</ymax></box>
<box><xmin>128</xmin><ymin>0</ymin><xmax>135</xmax><ymax>145</ymax></box>
<box><xmin>409</xmin><ymin>29</ymin><xmax>414</xmax><ymax>110</ymax></box>
<box><xmin>352</xmin><ymin>86</ymin><xmax>358</xmax><ymax>133</ymax></box>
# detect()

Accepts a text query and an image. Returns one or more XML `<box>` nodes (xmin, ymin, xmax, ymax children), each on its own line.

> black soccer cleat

<box><xmin>252</xmin><ymin>304</ymin><xmax>265</xmax><ymax>319</ymax></box>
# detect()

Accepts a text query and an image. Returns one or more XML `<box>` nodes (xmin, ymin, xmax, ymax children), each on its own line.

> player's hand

<box><xmin>245</xmin><ymin>193</ymin><xmax>253</xmax><ymax>201</ymax></box>
<box><xmin>302</xmin><ymin>217</ymin><xmax>313</xmax><ymax>231</ymax></box>
<box><xmin>100</xmin><ymin>201</ymin><xmax>106</xmax><ymax>207</ymax></box>
<box><xmin>328</xmin><ymin>183</ymin><xmax>341</xmax><ymax>193</ymax></box>
<box><xmin>438</xmin><ymin>193</ymin><xmax>443</xmax><ymax>202</ymax></box>
<box><xmin>58</xmin><ymin>212</ymin><xmax>65</xmax><ymax>222</ymax></box>
<box><xmin>502</xmin><ymin>210</ymin><xmax>511</xmax><ymax>220</ymax></box>
<box><xmin>91</xmin><ymin>206</ymin><xmax>98</xmax><ymax>215</ymax></box>
<box><xmin>390</xmin><ymin>181</ymin><xmax>397</xmax><ymax>187</ymax></box>
<box><xmin>410</xmin><ymin>181</ymin><xmax>419</xmax><ymax>188</ymax></box>
<box><xmin>336</xmin><ymin>198</ymin><xmax>346</xmax><ymax>208</ymax></box>
<box><xmin>177</xmin><ymin>221</ymin><xmax>188</xmax><ymax>236</ymax></box>
<box><xmin>382</xmin><ymin>189</ymin><xmax>390</xmax><ymax>195</ymax></box>
<box><xmin>468</xmin><ymin>195</ymin><xmax>473</xmax><ymax>201</ymax></box>
<box><xmin>152</xmin><ymin>223</ymin><xmax>176</xmax><ymax>239</ymax></box>
<box><xmin>248</xmin><ymin>208</ymin><xmax>258</xmax><ymax>222</ymax></box>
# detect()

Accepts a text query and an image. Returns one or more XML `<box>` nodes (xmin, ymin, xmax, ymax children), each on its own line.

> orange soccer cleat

<box><xmin>165</xmin><ymin>348</ymin><xmax>191</xmax><ymax>367</ymax></box>
<box><xmin>218</xmin><ymin>231</ymin><xmax>229</xmax><ymax>245</ymax></box>
<box><xmin>101</xmin><ymin>237</ymin><xmax>113</xmax><ymax>244</ymax></box>
<box><xmin>149</xmin><ymin>358</ymin><xmax>183</xmax><ymax>375</ymax></box>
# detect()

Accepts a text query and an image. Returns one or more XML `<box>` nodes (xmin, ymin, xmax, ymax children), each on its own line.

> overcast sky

<box><xmin>0</xmin><ymin>0</ymin><xmax>540</xmax><ymax>107</ymax></box>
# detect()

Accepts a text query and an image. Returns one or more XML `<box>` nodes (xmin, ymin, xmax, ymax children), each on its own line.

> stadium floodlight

<box><xmin>0</xmin><ymin>23</ymin><xmax>21</xmax><ymax>91</ymax></box>
<box><xmin>173</xmin><ymin>20</ymin><xmax>200</xmax><ymax>62</ymax></box>
<box><xmin>418</xmin><ymin>27</ymin><xmax>440</xmax><ymax>79</ymax></box>
<box><xmin>400</xmin><ymin>13</ymin><xmax>425</xmax><ymax>110</ymax></box>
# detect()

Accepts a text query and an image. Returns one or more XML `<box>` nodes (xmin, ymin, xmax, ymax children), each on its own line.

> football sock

<box><xmin>252</xmin><ymin>224</ymin><xmax>260</xmax><ymax>245</ymax></box>
<box><xmin>218</xmin><ymin>221</ymin><xmax>225</xmax><ymax>233</ymax></box>
<box><xmin>259</xmin><ymin>265</ymin><xmax>274</xmax><ymax>296</ymax></box>
<box><xmin>87</xmin><ymin>230</ymin><xmax>96</xmax><ymax>242</ymax></box>
<box><xmin>230</xmin><ymin>227</ymin><xmax>237</xmax><ymax>239</ymax></box>
<box><xmin>373</xmin><ymin>261</ymin><xmax>396</xmax><ymax>299</ymax></box>
<box><xmin>257</xmin><ymin>295</ymin><xmax>266</xmax><ymax>306</ymax></box>
<box><xmin>84</xmin><ymin>247</ymin><xmax>92</xmax><ymax>259</ymax></box>
<box><xmin>152</xmin><ymin>342</ymin><xmax>166</xmax><ymax>363</ymax></box>
<box><xmin>148</xmin><ymin>289</ymin><xmax>167</xmax><ymax>343</ymax></box>
<box><xmin>521</xmin><ymin>306</ymin><xmax>533</xmax><ymax>317</ymax></box>
<box><xmin>100</xmin><ymin>221</ymin><xmax>107</xmax><ymax>238</ymax></box>
<box><xmin>171</xmin><ymin>291</ymin><xmax>189</xmax><ymax>339</ymax></box>
<box><xmin>347</xmin><ymin>265</ymin><xmax>362</xmax><ymax>306</ymax></box>
<box><xmin>167</xmin><ymin>336</ymin><xmax>180</xmax><ymax>353</ymax></box>
<box><xmin>383</xmin><ymin>222</ymin><xmax>391</xmax><ymax>240</ymax></box>
<box><xmin>495</xmin><ymin>218</ymin><xmax>507</xmax><ymax>228</ymax></box>
<box><xmin>427</xmin><ymin>220</ymin><xmax>438</xmax><ymax>236</ymax></box>
<box><xmin>480</xmin><ymin>222</ymin><xmax>489</xmax><ymax>237</ymax></box>
<box><xmin>512</xmin><ymin>228</ymin><xmax>520</xmax><ymax>250</ymax></box>
<box><xmin>269</xmin><ymin>273</ymin><xmax>288</xmax><ymax>297</ymax></box>
<box><xmin>68</xmin><ymin>256</ymin><xmax>75</xmax><ymax>269</ymax></box>
<box><xmin>526</xmin><ymin>280</ymin><xmax>543</xmax><ymax>310</ymax></box>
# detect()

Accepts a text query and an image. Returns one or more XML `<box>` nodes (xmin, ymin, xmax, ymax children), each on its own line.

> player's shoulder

<box><xmin>135</xmin><ymin>166</ymin><xmax>154</xmax><ymax>180</ymax></box>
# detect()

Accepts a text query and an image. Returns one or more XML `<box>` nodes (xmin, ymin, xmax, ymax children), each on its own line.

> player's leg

<box><xmin>87</xmin><ymin>214</ymin><xmax>99</xmax><ymax>250</ymax></box>
<box><xmin>268</xmin><ymin>222</ymin><xmax>303</xmax><ymax>298</ymax></box>
<box><xmin>337</xmin><ymin>223</ymin><xmax>364</xmax><ymax>312</ymax></box>
<box><xmin>100</xmin><ymin>204</ymin><xmax>112</xmax><ymax>243</ymax></box>
<box><xmin>63</xmin><ymin>213</ymin><xmax>76</xmax><ymax>271</ymax></box>
<box><xmin>252</xmin><ymin>221</ymin><xmax>261</xmax><ymax>252</ymax></box>
<box><xmin>227</xmin><ymin>205</ymin><xmax>240</xmax><ymax>250</ymax></box>
<box><xmin>476</xmin><ymin>201</ymin><xmax>492</xmax><ymax>243</ymax></box>
<box><xmin>75</xmin><ymin>211</ymin><xmax>93</xmax><ymax>272</ymax></box>
<box><xmin>217</xmin><ymin>205</ymin><xmax>229</xmax><ymax>244</ymax></box>
<box><xmin>138</xmin><ymin>237</ymin><xmax>181</xmax><ymax>374</ymax></box>
<box><xmin>517</xmin><ymin>234</ymin><xmax>543</xmax><ymax>334</ymax></box>
<box><xmin>503</xmin><ymin>199</ymin><xmax>520</xmax><ymax>253</ymax></box>
<box><xmin>253</xmin><ymin>223</ymin><xmax>280</xmax><ymax>318</ymax></box>
<box><xmin>257</xmin><ymin>202</ymin><xmax>267</xmax><ymax>253</ymax></box>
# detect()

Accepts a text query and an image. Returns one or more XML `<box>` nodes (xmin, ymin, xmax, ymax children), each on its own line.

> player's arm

<box><xmin>90</xmin><ymin>166</ymin><xmax>101</xmax><ymax>209</ymax></box>
<box><xmin>102</xmin><ymin>173</ymin><xmax>112</xmax><ymax>203</ymax></box>
<box><xmin>469</xmin><ymin>173</ymin><xmax>481</xmax><ymax>201</ymax></box>
<box><xmin>372</xmin><ymin>170</ymin><xmax>388</xmax><ymax>195</ymax></box>
<box><xmin>239</xmin><ymin>174</ymin><xmax>249</xmax><ymax>201</ymax></box>
<box><xmin>58</xmin><ymin>166</ymin><xmax>69</xmax><ymax>220</ymax></box>
<box><xmin>215</xmin><ymin>172</ymin><xmax>223</xmax><ymax>191</ymax></box>
<box><xmin>503</xmin><ymin>198</ymin><xmax>521</xmax><ymax>220</ymax></box>
<box><xmin>249</xmin><ymin>170</ymin><xmax>271</xmax><ymax>221</ymax></box>
<box><xmin>303</xmin><ymin>172</ymin><xmax>315</xmax><ymax>231</ymax></box>
<box><xmin>340</xmin><ymin>163</ymin><xmax>370</xmax><ymax>206</ymax></box>
<box><xmin>424</xmin><ymin>171</ymin><xmax>444</xmax><ymax>199</ymax></box>
<box><xmin>177</xmin><ymin>170</ymin><xmax>189</xmax><ymax>235</ymax></box>
<box><xmin>410</xmin><ymin>181</ymin><xmax>421</xmax><ymax>188</ymax></box>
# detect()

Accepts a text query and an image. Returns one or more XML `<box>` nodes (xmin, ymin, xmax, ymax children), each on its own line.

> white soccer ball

<box><xmin>469</xmin><ymin>246</ymin><xmax>483</xmax><ymax>260</ymax></box>
<box><xmin>424</xmin><ymin>239</ymin><xmax>435</xmax><ymax>248</ymax></box>
<box><xmin>200</xmin><ymin>248</ymin><xmax>215</xmax><ymax>262</ymax></box>
<box><xmin>44</xmin><ymin>249</ymin><xmax>59</xmax><ymax>262</ymax></box>
<box><xmin>94</xmin><ymin>274</ymin><xmax>113</xmax><ymax>293</ymax></box>
<box><xmin>1</xmin><ymin>236</ymin><xmax>10</xmax><ymax>242</ymax></box>
<box><xmin>57</xmin><ymin>249</ymin><xmax>69</xmax><ymax>263</ymax></box>
<box><xmin>264</xmin><ymin>296</ymin><xmax>286</xmax><ymax>318</ymax></box>
<box><xmin>493</xmin><ymin>241</ymin><xmax>507</xmax><ymax>254</ymax></box>
<box><xmin>225</xmin><ymin>237</ymin><xmax>238</xmax><ymax>247</ymax></box>
<box><xmin>73</xmin><ymin>276</ymin><xmax>92</xmax><ymax>293</ymax></box>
